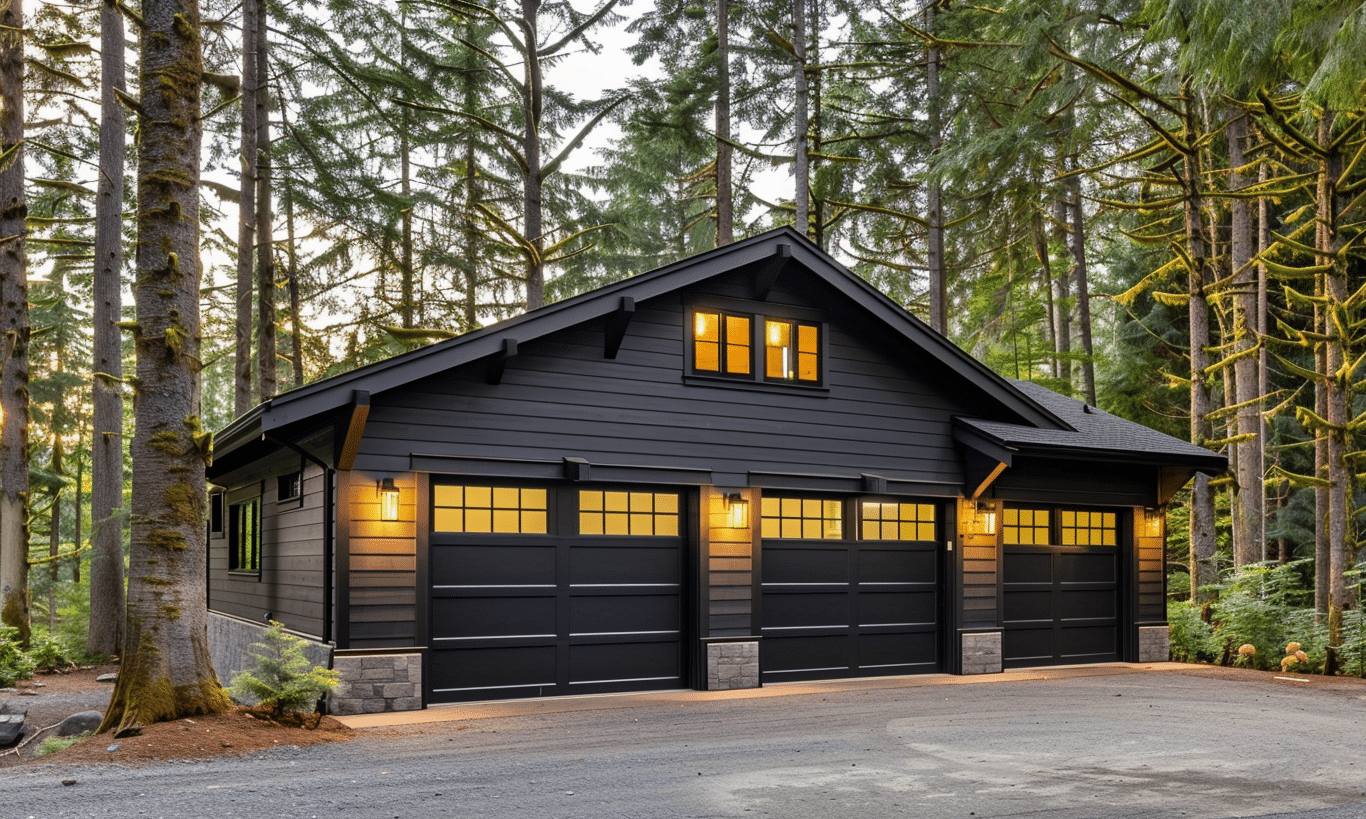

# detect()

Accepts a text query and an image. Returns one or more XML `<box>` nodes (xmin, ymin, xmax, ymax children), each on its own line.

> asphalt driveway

<box><xmin>11</xmin><ymin>663</ymin><xmax>1366</xmax><ymax>819</ymax></box>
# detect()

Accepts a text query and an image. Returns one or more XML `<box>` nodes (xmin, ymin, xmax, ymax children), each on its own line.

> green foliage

<box><xmin>26</xmin><ymin>634</ymin><xmax>73</xmax><ymax>673</ymax></box>
<box><xmin>1188</xmin><ymin>561</ymin><xmax>1330</xmax><ymax>672</ymax></box>
<box><xmin>0</xmin><ymin>625</ymin><xmax>38</xmax><ymax>687</ymax></box>
<box><xmin>1166</xmin><ymin>601</ymin><xmax>1219</xmax><ymax>663</ymax></box>
<box><xmin>229</xmin><ymin>621</ymin><xmax>340</xmax><ymax>718</ymax></box>
<box><xmin>34</xmin><ymin>733</ymin><xmax>90</xmax><ymax>757</ymax></box>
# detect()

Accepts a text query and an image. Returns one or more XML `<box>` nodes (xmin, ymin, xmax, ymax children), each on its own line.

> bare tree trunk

<box><xmin>463</xmin><ymin>136</ymin><xmax>480</xmax><ymax>332</ymax></box>
<box><xmin>1318</xmin><ymin>114</ymin><xmax>1348</xmax><ymax>672</ymax></box>
<box><xmin>48</xmin><ymin>437</ymin><xmax>62</xmax><ymax>630</ymax></box>
<box><xmin>235</xmin><ymin>0</ymin><xmax>258</xmax><ymax>416</ymax></box>
<box><xmin>809</xmin><ymin>0</ymin><xmax>825</xmax><ymax>249</ymax></box>
<box><xmin>1052</xmin><ymin>193</ymin><xmax>1072</xmax><ymax>390</ymax></box>
<box><xmin>0</xmin><ymin>0</ymin><xmax>32</xmax><ymax>645</ymax></box>
<box><xmin>924</xmin><ymin>0</ymin><xmax>946</xmax><ymax>336</ymax></box>
<box><xmin>520</xmin><ymin>0</ymin><xmax>546</xmax><ymax>309</ymax></box>
<box><xmin>1227</xmin><ymin>109</ymin><xmax>1263</xmax><ymax>568</ymax></box>
<box><xmin>1067</xmin><ymin>168</ymin><xmax>1096</xmax><ymax>405</ymax></box>
<box><xmin>100</xmin><ymin>0</ymin><xmax>231</xmax><ymax>731</ymax></box>
<box><xmin>284</xmin><ymin>181</ymin><xmax>302</xmax><ymax>386</ymax></box>
<box><xmin>400</xmin><ymin>118</ymin><xmax>415</xmax><ymax>327</ymax></box>
<box><xmin>1183</xmin><ymin>86</ymin><xmax>1216</xmax><ymax>601</ymax></box>
<box><xmin>1257</xmin><ymin>131</ymin><xmax>1270</xmax><ymax>563</ymax></box>
<box><xmin>72</xmin><ymin>438</ymin><xmax>82</xmax><ymax>584</ymax></box>
<box><xmin>255</xmin><ymin>0</ymin><xmax>276</xmax><ymax>403</ymax></box>
<box><xmin>715</xmin><ymin>0</ymin><xmax>733</xmax><ymax>246</ymax></box>
<box><xmin>792</xmin><ymin>0</ymin><xmax>809</xmax><ymax>234</ymax></box>
<box><xmin>89</xmin><ymin>0</ymin><xmax>127</xmax><ymax>656</ymax></box>
<box><xmin>1034</xmin><ymin>212</ymin><xmax>1059</xmax><ymax>375</ymax></box>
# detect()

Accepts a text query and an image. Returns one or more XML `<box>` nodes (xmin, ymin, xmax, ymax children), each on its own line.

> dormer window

<box><xmin>690</xmin><ymin>305</ymin><xmax>824</xmax><ymax>388</ymax></box>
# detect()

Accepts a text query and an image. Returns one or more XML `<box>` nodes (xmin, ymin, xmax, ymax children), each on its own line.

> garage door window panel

<box><xmin>433</xmin><ymin>485</ymin><xmax>548</xmax><ymax>534</ymax></box>
<box><xmin>761</xmin><ymin>496</ymin><xmax>843</xmax><ymax>539</ymax></box>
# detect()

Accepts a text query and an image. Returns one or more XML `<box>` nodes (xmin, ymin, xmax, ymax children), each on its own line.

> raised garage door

<box><xmin>429</xmin><ymin>485</ymin><xmax>684</xmax><ymax>703</ymax></box>
<box><xmin>1001</xmin><ymin>507</ymin><xmax>1120</xmax><ymax>668</ymax></box>
<box><xmin>760</xmin><ymin>497</ymin><xmax>940</xmax><ymax>683</ymax></box>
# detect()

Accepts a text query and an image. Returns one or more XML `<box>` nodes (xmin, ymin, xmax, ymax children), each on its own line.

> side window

<box><xmin>763</xmin><ymin>318</ymin><xmax>820</xmax><ymax>382</ymax></box>
<box><xmin>208</xmin><ymin>492</ymin><xmax>225</xmax><ymax>538</ymax></box>
<box><xmin>229</xmin><ymin>497</ymin><xmax>261</xmax><ymax>574</ymax></box>
<box><xmin>692</xmin><ymin>310</ymin><xmax>752</xmax><ymax>377</ymax></box>
<box><xmin>277</xmin><ymin>471</ymin><xmax>302</xmax><ymax>503</ymax></box>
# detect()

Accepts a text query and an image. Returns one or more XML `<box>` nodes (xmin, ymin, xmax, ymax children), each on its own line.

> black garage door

<box><xmin>1001</xmin><ymin>508</ymin><xmax>1120</xmax><ymax>668</ymax></box>
<box><xmin>760</xmin><ymin>498</ymin><xmax>940</xmax><ymax>682</ymax></box>
<box><xmin>429</xmin><ymin>485</ymin><xmax>684</xmax><ymax>703</ymax></box>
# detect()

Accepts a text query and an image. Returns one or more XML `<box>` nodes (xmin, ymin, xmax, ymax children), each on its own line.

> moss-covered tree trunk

<box><xmin>0</xmin><ymin>0</ymin><xmax>31</xmax><ymax>646</ymax></box>
<box><xmin>99</xmin><ymin>0</ymin><xmax>231</xmax><ymax>732</ymax></box>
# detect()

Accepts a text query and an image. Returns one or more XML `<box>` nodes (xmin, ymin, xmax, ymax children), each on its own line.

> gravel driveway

<box><xmin>11</xmin><ymin>663</ymin><xmax>1366</xmax><ymax>819</ymax></box>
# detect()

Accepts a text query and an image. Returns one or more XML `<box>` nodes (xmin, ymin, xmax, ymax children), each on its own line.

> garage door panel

<box><xmin>430</xmin><ymin>645</ymin><xmax>557</xmax><ymax>693</ymax></box>
<box><xmin>859</xmin><ymin>587</ymin><xmax>936</xmax><ymax>625</ymax></box>
<box><xmin>763</xmin><ymin>590</ymin><xmax>849</xmax><ymax>628</ymax></box>
<box><xmin>1058</xmin><ymin>625</ymin><xmax>1118</xmax><ymax>657</ymax></box>
<box><xmin>570</xmin><ymin>543</ymin><xmax>680</xmax><ymax>585</ymax></box>
<box><xmin>1003</xmin><ymin>628</ymin><xmax>1054</xmax><ymax>663</ymax></box>
<box><xmin>569</xmin><ymin>641</ymin><xmax>680</xmax><ymax>685</ymax></box>
<box><xmin>859</xmin><ymin>547</ymin><xmax>935</xmax><ymax>583</ymax></box>
<box><xmin>432</xmin><ymin>543</ymin><xmax>556</xmax><ymax>586</ymax></box>
<box><xmin>762</xmin><ymin>634</ymin><xmax>849</xmax><ymax>676</ymax></box>
<box><xmin>432</xmin><ymin>595</ymin><xmax>556</xmax><ymax>639</ymax></box>
<box><xmin>1006</xmin><ymin>551</ymin><xmax>1053</xmax><ymax>583</ymax></box>
<box><xmin>1057</xmin><ymin>552</ymin><xmax>1116</xmax><ymax>583</ymax></box>
<box><xmin>858</xmin><ymin>630</ymin><xmax>937</xmax><ymax>670</ymax></box>
<box><xmin>763</xmin><ymin>547</ymin><xmax>849</xmax><ymax>583</ymax></box>
<box><xmin>1003</xmin><ymin>589</ymin><xmax>1052</xmax><ymax>622</ymax></box>
<box><xmin>1058</xmin><ymin>589</ymin><xmax>1116</xmax><ymax>620</ymax></box>
<box><xmin>569</xmin><ymin>593</ymin><xmax>681</xmax><ymax>634</ymax></box>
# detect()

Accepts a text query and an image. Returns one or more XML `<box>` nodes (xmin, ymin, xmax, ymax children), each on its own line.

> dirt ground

<box><xmin>0</xmin><ymin>665</ymin><xmax>352</xmax><ymax>767</ymax></box>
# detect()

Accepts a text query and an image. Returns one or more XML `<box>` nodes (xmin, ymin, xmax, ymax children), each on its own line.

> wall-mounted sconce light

<box><xmin>724</xmin><ymin>492</ymin><xmax>749</xmax><ymax>529</ymax></box>
<box><xmin>378</xmin><ymin>477</ymin><xmax>400</xmax><ymax>521</ymax></box>
<box><xmin>975</xmin><ymin>500</ymin><xmax>998</xmax><ymax>536</ymax></box>
<box><xmin>1143</xmin><ymin>507</ymin><xmax>1164</xmax><ymax>537</ymax></box>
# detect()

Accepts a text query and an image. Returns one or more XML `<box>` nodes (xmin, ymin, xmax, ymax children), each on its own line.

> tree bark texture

<box><xmin>255</xmin><ymin>0</ymin><xmax>276</xmax><ymax>403</ymax></box>
<box><xmin>400</xmin><ymin>114</ymin><xmax>415</xmax><ymax>327</ymax></box>
<box><xmin>0</xmin><ymin>0</ymin><xmax>31</xmax><ymax>645</ymax></box>
<box><xmin>1256</xmin><ymin>134</ymin><xmax>1270</xmax><ymax>563</ymax></box>
<box><xmin>235</xmin><ymin>0</ymin><xmax>258</xmax><ymax>416</ymax></box>
<box><xmin>100</xmin><ymin>0</ymin><xmax>231</xmax><ymax>731</ymax></box>
<box><xmin>521</xmin><ymin>0</ymin><xmax>545</xmax><ymax>310</ymax></box>
<box><xmin>1067</xmin><ymin>168</ymin><xmax>1096</xmax><ymax>405</ymax></box>
<box><xmin>714</xmin><ymin>0</ymin><xmax>733</xmax><ymax>246</ymax></box>
<box><xmin>1226</xmin><ymin>110</ymin><xmax>1263</xmax><ymax>568</ymax></box>
<box><xmin>1317</xmin><ymin>114</ymin><xmax>1348</xmax><ymax>668</ymax></box>
<box><xmin>1183</xmin><ymin>89</ymin><xmax>1216</xmax><ymax>601</ymax></box>
<box><xmin>924</xmin><ymin>1</ymin><xmax>945</xmax><ymax>336</ymax></box>
<box><xmin>1051</xmin><ymin>193</ymin><xmax>1072</xmax><ymax>389</ymax></box>
<box><xmin>284</xmin><ymin>183</ymin><xmax>303</xmax><ymax>387</ymax></box>
<box><xmin>791</xmin><ymin>0</ymin><xmax>809</xmax><ymax>235</ymax></box>
<box><xmin>89</xmin><ymin>0</ymin><xmax>127</xmax><ymax>657</ymax></box>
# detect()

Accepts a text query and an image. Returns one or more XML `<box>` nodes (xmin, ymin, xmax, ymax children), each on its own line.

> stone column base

<box><xmin>706</xmin><ymin>641</ymin><xmax>760</xmax><ymax>690</ymax></box>
<box><xmin>331</xmin><ymin>654</ymin><xmax>424</xmax><ymax>714</ymax></box>
<box><xmin>1137</xmin><ymin>626</ymin><xmax>1171</xmax><ymax>663</ymax></box>
<box><xmin>961</xmin><ymin>631</ymin><xmax>1002</xmax><ymax>675</ymax></box>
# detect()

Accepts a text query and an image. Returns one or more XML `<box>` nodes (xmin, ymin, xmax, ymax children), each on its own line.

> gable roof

<box><xmin>214</xmin><ymin>227</ymin><xmax>1072</xmax><ymax>461</ymax></box>
<box><xmin>955</xmin><ymin>380</ymin><xmax>1226</xmax><ymax>472</ymax></box>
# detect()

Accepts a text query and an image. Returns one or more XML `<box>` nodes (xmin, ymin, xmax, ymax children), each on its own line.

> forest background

<box><xmin>2</xmin><ymin>0</ymin><xmax>1366</xmax><ymax>693</ymax></box>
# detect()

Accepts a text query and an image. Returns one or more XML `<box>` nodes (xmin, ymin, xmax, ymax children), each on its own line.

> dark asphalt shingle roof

<box><xmin>957</xmin><ymin>380</ymin><xmax>1227</xmax><ymax>469</ymax></box>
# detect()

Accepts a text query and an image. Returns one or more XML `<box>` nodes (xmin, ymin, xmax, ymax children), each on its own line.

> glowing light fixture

<box><xmin>378</xmin><ymin>477</ymin><xmax>400</xmax><ymax>521</ymax></box>
<box><xmin>724</xmin><ymin>492</ymin><xmax>749</xmax><ymax>529</ymax></box>
<box><xmin>975</xmin><ymin>500</ymin><xmax>998</xmax><ymax>536</ymax></box>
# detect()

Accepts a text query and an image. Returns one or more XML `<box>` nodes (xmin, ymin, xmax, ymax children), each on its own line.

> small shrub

<box><xmin>229</xmin><ymin>621</ymin><xmax>340</xmax><ymax>720</ymax></box>
<box><xmin>27</xmin><ymin>634</ymin><xmax>73</xmax><ymax>673</ymax></box>
<box><xmin>0</xmin><ymin>625</ymin><xmax>36</xmax><ymax>687</ymax></box>
<box><xmin>1168</xmin><ymin>601</ymin><xmax>1219</xmax><ymax>662</ymax></box>
<box><xmin>35</xmin><ymin>733</ymin><xmax>90</xmax><ymax>757</ymax></box>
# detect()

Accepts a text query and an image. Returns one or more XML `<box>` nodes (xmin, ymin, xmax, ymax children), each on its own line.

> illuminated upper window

<box><xmin>761</xmin><ymin>496</ymin><xmax>843</xmax><ymax>539</ymax></box>
<box><xmin>579</xmin><ymin>491</ymin><xmax>680</xmax><ymax>536</ymax></box>
<box><xmin>692</xmin><ymin>310</ymin><xmax>751</xmax><ymax>376</ymax></box>
<box><xmin>691</xmin><ymin>308</ymin><xmax>821</xmax><ymax>385</ymax></box>
<box><xmin>765</xmin><ymin>319</ymin><xmax>819</xmax><ymax>382</ymax></box>
<box><xmin>861</xmin><ymin>501</ymin><xmax>936</xmax><ymax>541</ymax></box>
<box><xmin>229</xmin><ymin>497</ymin><xmax>260</xmax><ymax>573</ymax></box>
<box><xmin>1003</xmin><ymin>507</ymin><xmax>1050</xmax><ymax>545</ymax></box>
<box><xmin>1060</xmin><ymin>510</ymin><xmax>1117</xmax><ymax>546</ymax></box>
<box><xmin>433</xmin><ymin>485</ymin><xmax>547</xmax><ymax>534</ymax></box>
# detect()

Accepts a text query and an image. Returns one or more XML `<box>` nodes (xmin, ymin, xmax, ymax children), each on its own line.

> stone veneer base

<box><xmin>707</xmin><ymin>641</ymin><xmax>760</xmax><ymax>691</ymax></box>
<box><xmin>1137</xmin><ymin>625</ymin><xmax>1171</xmax><ymax>663</ymax></box>
<box><xmin>961</xmin><ymin>631</ymin><xmax>1003</xmax><ymax>675</ymax></box>
<box><xmin>330</xmin><ymin>654</ymin><xmax>424</xmax><ymax>714</ymax></box>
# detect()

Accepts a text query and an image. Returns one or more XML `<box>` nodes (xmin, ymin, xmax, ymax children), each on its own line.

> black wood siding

<box><xmin>208</xmin><ymin>462</ymin><xmax>327</xmax><ymax>638</ymax></box>
<box><xmin>351</xmin><ymin>269</ymin><xmax>986</xmax><ymax>491</ymax></box>
<box><xmin>991</xmin><ymin>459</ymin><xmax>1157</xmax><ymax>508</ymax></box>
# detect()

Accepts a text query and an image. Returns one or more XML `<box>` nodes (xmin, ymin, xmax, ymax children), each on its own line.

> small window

<box><xmin>229</xmin><ymin>498</ymin><xmax>260</xmax><ymax>573</ymax></box>
<box><xmin>761</xmin><ymin>496</ymin><xmax>843</xmax><ymax>539</ymax></box>
<box><xmin>277</xmin><ymin>471</ymin><xmax>302</xmax><ymax>503</ymax></box>
<box><xmin>1003</xmin><ymin>508</ymin><xmax>1050</xmax><ymax>545</ymax></box>
<box><xmin>1060</xmin><ymin>510</ymin><xmax>1117</xmax><ymax>546</ymax></box>
<box><xmin>693</xmin><ymin>310</ymin><xmax>752</xmax><ymax>376</ymax></box>
<box><xmin>579</xmin><ymin>491</ymin><xmax>680</xmax><ymax>536</ymax></box>
<box><xmin>432</xmin><ymin>485</ymin><xmax>548</xmax><ymax>534</ymax></box>
<box><xmin>764</xmin><ymin>319</ymin><xmax>820</xmax><ymax>382</ymax></box>
<box><xmin>861</xmin><ymin>501</ymin><xmax>935</xmax><ymax>541</ymax></box>
<box><xmin>209</xmin><ymin>492</ymin><xmax>225</xmax><ymax>537</ymax></box>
